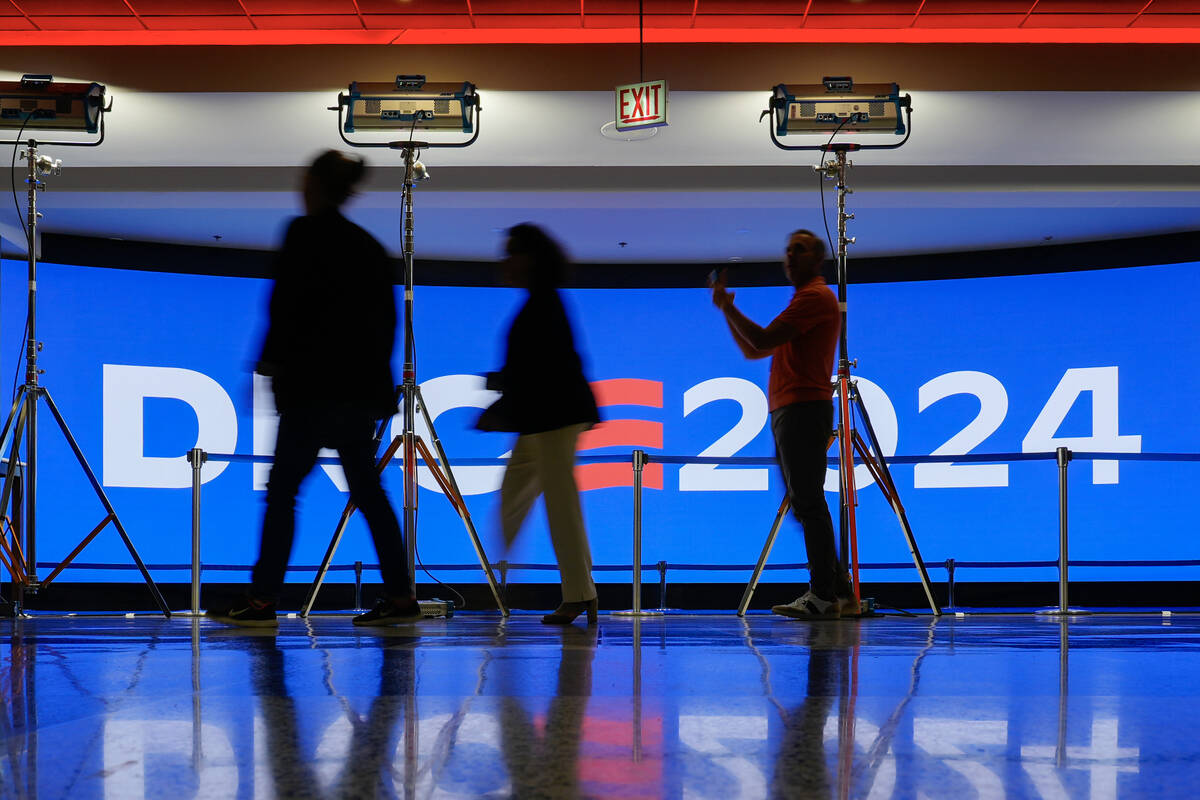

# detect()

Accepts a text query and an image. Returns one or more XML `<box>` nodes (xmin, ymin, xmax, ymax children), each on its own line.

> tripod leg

<box><xmin>415</xmin><ymin>386</ymin><xmax>508</xmax><ymax>616</ymax></box>
<box><xmin>837</xmin><ymin>376</ymin><xmax>862</xmax><ymax>599</ymax></box>
<box><xmin>302</xmin><ymin>501</ymin><xmax>355</xmax><ymax>618</ymax></box>
<box><xmin>737</xmin><ymin>496</ymin><xmax>790</xmax><ymax>617</ymax></box>
<box><xmin>0</xmin><ymin>398</ymin><xmax>28</xmax><ymax>558</ymax></box>
<box><xmin>850</xmin><ymin>390</ymin><xmax>941</xmax><ymax>616</ymax></box>
<box><xmin>0</xmin><ymin>388</ymin><xmax>25</xmax><ymax>458</ymax></box>
<box><xmin>300</xmin><ymin>434</ymin><xmax>403</xmax><ymax>618</ymax></box>
<box><xmin>40</xmin><ymin>390</ymin><xmax>171</xmax><ymax>617</ymax></box>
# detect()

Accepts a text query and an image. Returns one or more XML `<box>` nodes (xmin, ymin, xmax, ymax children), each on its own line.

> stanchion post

<box><xmin>186</xmin><ymin>448</ymin><xmax>207</xmax><ymax>616</ymax></box>
<box><xmin>945</xmin><ymin>558</ymin><xmax>956</xmax><ymax>610</ymax></box>
<box><xmin>632</xmin><ymin>449</ymin><xmax>645</xmax><ymax>614</ymax></box>
<box><xmin>1056</xmin><ymin>446</ymin><xmax>1072</xmax><ymax>614</ymax></box>
<box><xmin>614</xmin><ymin>450</ymin><xmax>662</xmax><ymax>618</ymax></box>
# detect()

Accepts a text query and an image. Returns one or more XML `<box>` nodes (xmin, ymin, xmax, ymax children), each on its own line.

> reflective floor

<box><xmin>1</xmin><ymin>611</ymin><xmax>1198</xmax><ymax>799</ymax></box>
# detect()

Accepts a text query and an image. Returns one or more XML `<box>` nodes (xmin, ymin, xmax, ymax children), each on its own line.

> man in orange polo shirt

<box><xmin>711</xmin><ymin>229</ymin><xmax>853</xmax><ymax>619</ymax></box>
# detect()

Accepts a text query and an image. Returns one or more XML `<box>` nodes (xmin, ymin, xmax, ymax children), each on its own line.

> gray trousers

<box><xmin>500</xmin><ymin>423</ymin><xmax>597</xmax><ymax>603</ymax></box>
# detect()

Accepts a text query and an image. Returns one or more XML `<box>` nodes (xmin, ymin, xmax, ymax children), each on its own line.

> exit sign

<box><xmin>615</xmin><ymin>79</ymin><xmax>669</xmax><ymax>131</ymax></box>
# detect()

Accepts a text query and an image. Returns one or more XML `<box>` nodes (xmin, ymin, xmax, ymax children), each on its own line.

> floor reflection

<box><xmin>496</xmin><ymin>626</ymin><xmax>596</xmax><ymax>798</ymax></box>
<box><xmin>0</xmin><ymin>613</ymin><xmax>1196</xmax><ymax>798</ymax></box>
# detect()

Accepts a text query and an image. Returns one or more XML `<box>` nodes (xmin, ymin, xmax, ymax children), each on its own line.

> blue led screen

<box><xmin>2</xmin><ymin>259</ymin><xmax>1197</xmax><ymax>584</ymax></box>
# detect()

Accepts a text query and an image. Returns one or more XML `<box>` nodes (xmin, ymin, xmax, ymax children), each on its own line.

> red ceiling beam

<box><xmin>6</xmin><ymin>0</ymin><xmax>39</xmax><ymax>32</ymax></box>
<box><xmin>1019</xmin><ymin>1</ymin><xmax>1042</xmax><ymax>29</ymax></box>
<box><xmin>122</xmin><ymin>1</ymin><xmax>149</xmax><ymax>31</ymax></box>
<box><xmin>911</xmin><ymin>0</ymin><xmax>927</xmax><ymax>28</ymax></box>
<box><xmin>235</xmin><ymin>0</ymin><xmax>259</xmax><ymax>31</ymax></box>
<box><xmin>1128</xmin><ymin>0</ymin><xmax>1154</xmax><ymax>27</ymax></box>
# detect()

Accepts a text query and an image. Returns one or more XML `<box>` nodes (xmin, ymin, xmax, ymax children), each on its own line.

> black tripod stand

<box><xmin>741</xmin><ymin>90</ymin><xmax>940</xmax><ymax>616</ymax></box>
<box><xmin>302</xmin><ymin>92</ymin><xmax>506</xmax><ymax>616</ymax></box>
<box><xmin>0</xmin><ymin>136</ymin><xmax>168</xmax><ymax>616</ymax></box>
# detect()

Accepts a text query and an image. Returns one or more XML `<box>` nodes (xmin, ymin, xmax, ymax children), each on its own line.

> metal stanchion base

<box><xmin>611</xmin><ymin>609</ymin><xmax>664</xmax><ymax>617</ymax></box>
<box><xmin>1035</xmin><ymin>608</ymin><xmax>1092</xmax><ymax>616</ymax></box>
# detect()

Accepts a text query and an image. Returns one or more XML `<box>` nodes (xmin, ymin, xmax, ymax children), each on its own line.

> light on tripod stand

<box><xmin>748</xmin><ymin>74</ymin><xmax>938</xmax><ymax>616</ymax></box>
<box><xmin>0</xmin><ymin>75</ymin><xmax>109</xmax><ymax>134</ymax></box>
<box><xmin>306</xmin><ymin>73</ymin><xmax>505</xmax><ymax>618</ymax></box>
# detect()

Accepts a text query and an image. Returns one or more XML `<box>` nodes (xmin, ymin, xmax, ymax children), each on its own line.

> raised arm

<box><xmin>711</xmin><ymin>272</ymin><xmax>797</xmax><ymax>360</ymax></box>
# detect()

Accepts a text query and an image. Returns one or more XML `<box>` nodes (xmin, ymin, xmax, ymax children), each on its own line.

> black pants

<box><xmin>251</xmin><ymin>408</ymin><xmax>412</xmax><ymax>603</ymax></box>
<box><xmin>771</xmin><ymin>400</ymin><xmax>852</xmax><ymax>601</ymax></box>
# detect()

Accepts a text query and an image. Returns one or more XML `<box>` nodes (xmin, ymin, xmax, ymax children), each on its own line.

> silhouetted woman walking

<box><xmin>480</xmin><ymin>224</ymin><xmax>600</xmax><ymax>625</ymax></box>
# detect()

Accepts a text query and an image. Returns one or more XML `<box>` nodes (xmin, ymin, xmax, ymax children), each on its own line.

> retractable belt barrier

<box><xmin>39</xmin><ymin>448</ymin><xmax>1196</xmax><ymax>616</ymax></box>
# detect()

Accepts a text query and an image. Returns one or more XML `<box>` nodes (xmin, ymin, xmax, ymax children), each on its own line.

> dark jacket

<box><xmin>482</xmin><ymin>287</ymin><xmax>599</xmax><ymax>435</ymax></box>
<box><xmin>258</xmin><ymin>210</ymin><xmax>398</xmax><ymax>419</ymax></box>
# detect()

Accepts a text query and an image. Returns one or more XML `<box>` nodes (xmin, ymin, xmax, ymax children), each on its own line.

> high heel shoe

<box><xmin>541</xmin><ymin>597</ymin><xmax>598</xmax><ymax>626</ymax></box>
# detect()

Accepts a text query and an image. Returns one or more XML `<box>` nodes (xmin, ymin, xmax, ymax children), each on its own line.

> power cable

<box><xmin>7</xmin><ymin>114</ymin><xmax>34</xmax><ymax>405</ymax></box>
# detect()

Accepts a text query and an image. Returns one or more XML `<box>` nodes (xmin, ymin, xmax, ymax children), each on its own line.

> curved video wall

<box><xmin>2</xmin><ymin>258</ymin><xmax>1197</xmax><ymax>583</ymax></box>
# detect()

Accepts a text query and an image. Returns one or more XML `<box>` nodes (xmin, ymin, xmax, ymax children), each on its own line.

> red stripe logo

<box><xmin>576</xmin><ymin>378</ymin><xmax>664</xmax><ymax>491</ymax></box>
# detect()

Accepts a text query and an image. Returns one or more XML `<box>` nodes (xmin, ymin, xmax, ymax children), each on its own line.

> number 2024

<box><xmin>680</xmin><ymin>366</ymin><xmax>1142</xmax><ymax>493</ymax></box>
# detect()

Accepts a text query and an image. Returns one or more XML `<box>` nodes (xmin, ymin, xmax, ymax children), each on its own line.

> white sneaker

<box><xmin>771</xmin><ymin>591</ymin><xmax>840</xmax><ymax>619</ymax></box>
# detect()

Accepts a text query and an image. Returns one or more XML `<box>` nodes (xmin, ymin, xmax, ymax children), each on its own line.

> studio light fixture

<box><xmin>768</xmin><ymin>77</ymin><xmax>908</xmax><ymax>139</ymax></box>
<box><xmin>337</xmin><ymin>75</ymin><xmax>479</xmax><ymax>139</ymax></box>
<box><xmin>0</xmin><ymin>75</ymin><xmax>108</xmax><ymax>135</ymax></box>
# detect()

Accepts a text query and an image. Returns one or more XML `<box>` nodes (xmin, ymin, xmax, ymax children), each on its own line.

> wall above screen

<box><xmin>35</xmin><ymin>229</ymin><xmax>1200</xmax><ymax>289</ymax></box>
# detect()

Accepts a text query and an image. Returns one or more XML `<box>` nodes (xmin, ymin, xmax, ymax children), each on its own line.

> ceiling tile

<box><xmin>362</xmin><ymin>12</ymin><xmax>472</xmax><ymax>27</ymax></box>
<box><xmin>583</xmin><ymin>0</ymin><xmax>650</xmax><ymax>11</ymax></box>
<box><xmin>808</xmin><ymin>13</ymin><xmax>924</xmax><ymax>26</ymax></box>
<box><xmin>129</xmin><ymin>0</ymin><xmax>247</xmax><ymax>13</ymax></box>
<box><xmin>252</xmin><ymin>12</ymin><xmax>364</xmax><ymax>26</ymax></box>
<box><xmin>1024</xmin><ymin>12</ymin><xmax>1137</xmax><ymax>25</ymax></box>
<box><xmin>141</xmin><ymin>14</ymin><xmax>256</xmax><ymax>28</ymax></box>
<box><xmin>242</xmin><ymin>0</ymin><xmax>360</xmax><ymax>12</ymax></box>
<box><xmin>471</xmin><ymin>1</ymin><xmax>579</xmax><ymax>11</ymax></box>
<box><xmin>21</xmin><ymin>0</ymin><xmax>132</xmax><ymax>12</ymax></box>
<box><xmin>1132</xmin><ymin>11</ymin><xmax>1200</xmax><ymax>22</ymax></box>
<box><xmin>1143</xmin><ymin>0</ymin><xmax>1200</xmax><ymax>10</ymax></box>
<box><xmin>914</xmin><ymin>13</ymin><xmax>1032</xmax><ymax>26</ymax></box>
<box><xmin>808</xmin><ymin>0</ymin><xmax>923</xmax><ymax>11</ymax></box>
<box><xmin>355</xmin><ymin>0</ymin><xmax>467</xmax><ymax>12</ymax></box>
<box><xmin>473</xmin><ymin>13</ymin><xmax>585</xmax><ymax>27</ymax></box>
<box><xmin>919</xmin><ymin>1</ymin><xmax>1035</xmax><ymax>10</ymax></box>
<box><xmin>30</xmin><ymin>15</ymin><xmax>146</xmax><ymax>29</ymax></box>
<box><xmin>1032</xmin><ymin>1</ymin><xmax>1146</xmax><ymax>10</ymax></box>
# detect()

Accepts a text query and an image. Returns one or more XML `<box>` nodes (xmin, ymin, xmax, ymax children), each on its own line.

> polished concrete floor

<box><xmin>0</xmin><ymin>611</ymin><xmax>1197</xmax><ymax>799</ymax></box>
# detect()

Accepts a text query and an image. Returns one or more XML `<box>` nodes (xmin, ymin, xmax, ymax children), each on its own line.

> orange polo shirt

<box><xmin>767</xmin><ymin>277</ymin><xmax>840</xmax><ymax>411</ymax></box>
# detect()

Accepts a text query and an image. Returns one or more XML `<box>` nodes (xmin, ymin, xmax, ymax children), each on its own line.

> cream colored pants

<box><xmin>500</xmin><ymin>423</ymin><xmax>597</xmax><ymax>603</ymax></box>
